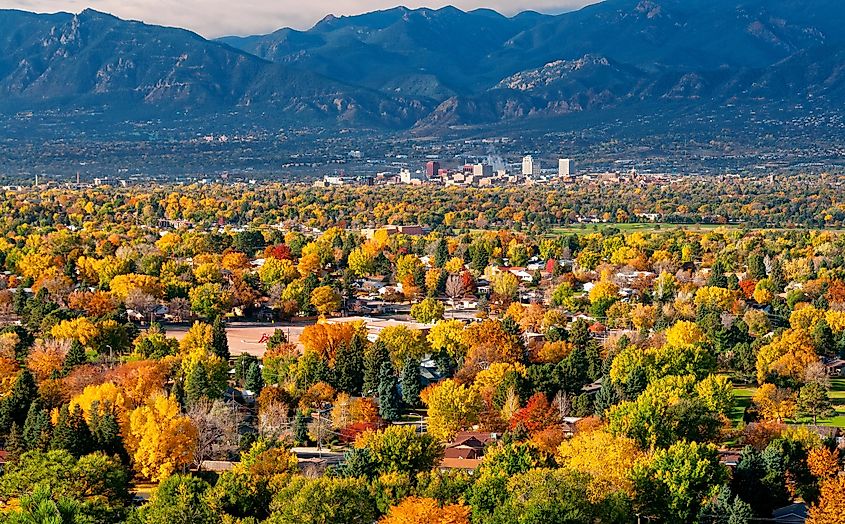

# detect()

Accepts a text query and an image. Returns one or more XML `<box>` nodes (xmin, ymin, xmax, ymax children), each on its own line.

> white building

<box><xmin>399</xmin><ymin>168</ymin><xmax>426</xmax><ymax>184</ymax></box>
<box><xmin>558</xmin><ymin>158</ymin><xmax>574</xmax><ymax>177</ymax></box>
<box><xmin>522</xmin><ymin>155</ymin><xmax>540</xmax><ymax>177</ymax></box>
<box><xmin>472</xmin><ymin>163</ymin><xmax>493</xmax><ymax>178</ymax></box>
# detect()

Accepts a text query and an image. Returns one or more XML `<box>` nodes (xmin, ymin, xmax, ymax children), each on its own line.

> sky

<box><xmin>0</xmin><ymin>1</ymin><xmax>598</xmax><ymax>37</ymax></box>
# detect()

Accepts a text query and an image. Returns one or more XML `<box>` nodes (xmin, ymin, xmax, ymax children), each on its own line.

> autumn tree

<box><xmin>410</xmin><ymin>297</ymin><xmax>445</xmax><ymax>324</ymax></box>
<box><xmin>310</xmin><ymin>286</ymin><xmax>341</xmax><ymax>317</ymax></box>
<box><xmin>807</xmin><ymin>475</ymin><xmax>845</xmax><ymax>524</ymax></box>
<box><xmin>422</xmin><ymin>379</ymin><xmax>482</xmax><ymax>441</ymax></box>
<box><xmin>380</xmin><ymin>497</ymin><xmax>470</xmax><ymax>524</ymax></box>
<box><xmin>127</xmin><ymin>395</ymin><xmax>198</xmax><ymax>482</ymax></box>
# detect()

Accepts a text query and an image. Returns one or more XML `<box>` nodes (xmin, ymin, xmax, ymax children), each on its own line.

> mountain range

<box><xmin>2</xmin><ymin>0</ymin><xmax>845</xmax><ymax>133</ymax></box>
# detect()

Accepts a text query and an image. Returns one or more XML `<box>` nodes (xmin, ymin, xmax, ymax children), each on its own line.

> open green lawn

<box><xmin>730</xmin><ymin>377</ymin><xmax>845</xmax><ymax>428</ymax></box>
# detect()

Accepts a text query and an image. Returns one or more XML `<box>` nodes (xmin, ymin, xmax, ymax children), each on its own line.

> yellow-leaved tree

<box><xmin>380</xmin><ymin>496</ymin><xmax>471</xmax><ymax>524</ymax></box>
<box><xmin>556</xmin><ymin>428</ymin><xmax>643</xmax><ymax>500</ymax></box>
<box><xmin>755</xmin><ymin>328</ymin><xmax>818</xmax><ymax>384</ymax></box>
<box><xmin>421</xmin><ymin>379</ymin><xmax>481</xmax><ymax>441</ymax></box>
<box><xmin>127</xmin><ymin>394</ymin><xmax>197</xmax><ymax>482</ymax></box>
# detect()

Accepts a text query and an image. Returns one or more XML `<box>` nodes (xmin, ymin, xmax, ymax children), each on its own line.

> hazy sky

<box><xmin>1</xmin><ymin>1</ymin><xmax>598</xmax><ymax>37</ymax></box>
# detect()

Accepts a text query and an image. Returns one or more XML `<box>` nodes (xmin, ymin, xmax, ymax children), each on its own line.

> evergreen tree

<box><xmin>185</xmin><ymin>362</ymin><xmax>210</xmax><ymax>405</ymax></box>
<box><xmin>707</xmin><ymin>260</ymin><xmax>728</xmax><ymax>288</ymax></box>
<box><xmin>334</xmin><ymin>337</ymin><xmax>365</xmax><ymax>395</ymax></box>
<box><xmin>748</xmin><ymin>252</ymin><xmax>767</xmax><ymax>280</ymax></box>
<box><xmin>813</xmin><ymin>319</ymin><xmax>836</xmax><ymax>357</ymax></box>
<box><xmin>13</xmin><ymin>286</ymin><xmax>28</xmax><ymax>316</ymax></box>
<box><xmin>66</xmin><ymin>405</ymin><xmax>94</xmax><ymax>458</ymax></box>
<box><xmin>377</xmin><ymin>361</ymin><xmax>401</xmax><ymax>422</ymax></box>
<box><xmin>211</xmin><ymin>316</ymin><xmax>230</xmax><ymax>361</ymax></box>
<box><xmin>63</xmin><ymin>339</ymin><xmax>87</xmax><ymax>373</ymax></box>
<box><xmin>6</xmin><ymin>422</ymin><xmax>24</xmax><ymax>462</ymax></box>
<box><xmin>399</xmin><ymin>358</ymin><xmax>421</xmax><ymax>407</ymax></box>
<box><xmin>0</xmin><ymin>370</ymin><xmax>38</xmax><ymax>433</ymax></box>
<box><xmin>593</xmin><ymin>379</ymin><xmax>622</xmax><ymax>418</ymax></box>
<box><xmin>363</xmin><ymin>340</ymin><xmax>390</xmax><ymax>396</ymax></box>
<box><xmin>22</xmin><ymin>399</ymin><xmax>51</xmax><ymax>451</ymax></box>
<box><xmin>245</xmin><ymin>361</ymin><xmax>264</xmax><ymax>394</ymax></box>
<box><xmin>434</xmin><ymin>239</ymin><xmax>449</xmax><ymax>268</ymax></box>
<box><xmin>51</xmin><ymin>404</ymin><xmax>72</xmax><ymax>452</ymax></box>
<box><xmin>93</xmin><ymin>403</ymin><xmax>128</xmax><ymax>462</ymax></box>
<box><xmin>293</xmin><ymin>410</ymin><xmax>308</xmax><ymax>445</ymax></box>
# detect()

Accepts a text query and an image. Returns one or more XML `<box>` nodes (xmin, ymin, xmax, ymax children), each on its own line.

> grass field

<box><xmin>731</xmin><ymin>377</ymin><xmax>845</xmax><ymax>427</ymax></box>
<box><xmin>548</xmin><ymin>223</ymin><xmax>738</xmax><ymax>235</ymax></box>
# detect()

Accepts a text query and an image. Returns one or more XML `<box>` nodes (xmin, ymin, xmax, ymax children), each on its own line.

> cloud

<box><xmin>0</xmin><ymin>0</ymin><xmax>598</xmax><ymax>37</ymax></box>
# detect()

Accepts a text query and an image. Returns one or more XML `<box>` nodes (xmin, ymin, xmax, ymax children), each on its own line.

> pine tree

<box><xmin>6</xmin><ymin>422</ymin><xmax>24</xmax><ymax>462</ymax></box>
<box><xmin>51</xmin><ymin>404</ymin><xmax>72</xmax><ymax>452</ymax></box>
<box><xmin>363</xmin><ymin>340</ymin><xmax>390</xmax><ymax>396</ymax></box>
<box><xmin>334</xmin><ymin>337</ymin><xmax>364</xmax><ymax>395</ymax></box>
<box><xmin>62</xmin><ymin>405</ymin><xmax>94</xmax><ymax>458</ymax></box>
<box><xmin>400</xmin><ymin>358</ymin><xmax>421</xmax><ymax>407</ymax></box>
<box><xmin>293</xmin><ymin>410</ymin><xmax>308</xmax><ymax>445</ymax></box>
<box><xmin>185</xmin><ymin>362</ymin><xmax>210</xmax><ymax>405</ymax></box>
<box><xmin>63</xmin><ymin>340</ymin><xmax>87</xmax><ymax>373</ymax></box>
<box><xmin>22</xmin><ymin>399</ymin><xmax>51</xmax><ymax>451</ymax></box>
<box><xmin>93</xmin><ymin>403</ymin><xmax>128</xmax><ymax>462</ymax></box>
<box><xmin>434</xmin><ymin>239</ymin><xmax>449</xmax><ymax>268</ymax></box>
<box><xmin>211</xmin><ymin>316</ymin><xmax>230</xmax><ymax>361</ymax></box>
<box><xmin>245</xmin><ymin>362</ymin><xmax>264</xmax><ymax>394</ymax></box>
<box><xmin>377</xmin><ymin>361</ymin><xmax>401</xmax><ymax>422</ymax></box>
<box><xmin>13</xmin><ymin>286</ymin><xmax>27</xmax><ymax>316</ymax></box>
<box><xmin>0</xmin><ymin>370</ymin><xmax>38</xmax><ymax>433</ymax></box>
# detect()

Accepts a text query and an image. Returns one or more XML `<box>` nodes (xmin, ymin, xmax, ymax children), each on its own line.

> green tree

<box><xmin>363</xmin><ymin>341</ymin><xmax>390</xmax><ymax>396</ymax></box>
<box><xmin>333</xmin><ymin>337</ymin><xmax>364</xmax><ymax>396</ymax></box>
<box><xmin>355</xmin><ymin>425</ymin><xmax>443</xmax><ymax>476</ymax></box>
<box><xmin>796</xmin><ymin>382</ymin><xmax>835</xmax><ymax>424</ymax></box>
<box><xmin>245</xmin><ymin>361</ymin><xmax>265</xmax><ymax>394</ymax></box>
<box><xmin>400</xmin><ymin>358</ymin><xmax>422</xmax><ymax>407</ymax></box>
<box><xmin>631</xmin><ymin>441</ymin><xmax>727</xmax><ymax>524</ymax></box>
<box><xmin>0</xmin><ymin>369</ymin><xmax>38</xmax><ymax>433</ymax></box>
<box><xmin>211</xmin><ymin>316</ymin><xmax>230</xmax><ymax>361</ymax></box>
<box><xmin>22</xmin><ymin>399</ymin><xmax>52</xmax><ymax>451</ymax></box>
<box><xmin>185</xmin><ymin>361</ymin><xmax>211</xmax><ymax>405</ymax></box>
<box><xmin>63</xmin><ymin>339</ymin><xmax>87</xmax><ymax>373</ymax></box>
<box><xmin>136</xmin><ymin>474</ymin><xmax>219</xmax><ymax>524</ymax></box>
<box><xmin>293</xmin><ymin>410</ymin><xmax>308</xmax><ymax>446</ymax></box>
<box><xmin>377</xmin><ymin>361</ymin><xmax>401</xmax><ymax>422</ymax></box>
<box><xmin>266</xmin><ymin>476</ymin><xmax>377</xmax><ymax>524</ymax></box>
<box><xmin>410</xmin><ymin>297</ymin><xmax>445</xmax><ymax>324</ymax></box>
<box><xmin>698</xmin><ymin>485</ymin><xmax>754</xmax><ymax>524</ymax></box>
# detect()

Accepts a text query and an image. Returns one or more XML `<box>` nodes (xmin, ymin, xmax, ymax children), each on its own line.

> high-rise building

<box><xmin>426</xmin><ymin>161</ymin><xmax>440</xmax><ymax>179</ymax></box>
<box><xmin>558</xmin><ymin>158</ymin><xmax>574</xmax><ymax>177</ymax></box>
<box><xmin>522</xmin><ymin>155</ymin><xmax>540</xmax><ymax>177</ymax></box>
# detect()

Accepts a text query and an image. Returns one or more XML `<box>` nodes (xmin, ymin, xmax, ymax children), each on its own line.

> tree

<box><xmin>310</xmin><ymin>285</ymin><xmax>341</xmax><ymax>316</ymax></box>
<box><xmin>293</xmin><ymin>409</ymin><xmax>308</xmax><ymax>445</ymax></box>
<box><xmin>355</xmin><ymin>425</ymin><xmax>443</xmax><ymax>476</ymax></box>
<box><xmin>22</xmin><ymin>399</ymin><xmax>52</xmax><ymax>451</ymax></box>
<box><xmin>334</xmin><ymin>337</ymin><xmax>365</xmax><ymax>396</ymax></box>
<box><xmin>400</xmin><ymin>358</ymin><xmax>422</xmax><ymax>407</ymax></box>
<box><xmin>796</xmin><ymin>382</ymin><xmax>834</xmax><ymax>424</ymax></box>
<box><xmin>807</xmin><ymin>475</ymin><xmax>845</xmax><ymax>524</ymax></box>
<box><xmin>0</xmin><ymin>369</ymin><xmax>38</xmax><ymax>433</ymax></box>
<box><xmin>185</xmin><ymin>360</ymin><xmax>212</xmax><ymax>405</ymax></box>
<box><xmin>127</xmin><ymin>395</ymin><xmax>198</xmax><ymax>482</ymax></box>
<box><xmin>755</xmin><ymin>328</ymin><xmax>818</xmax><ymax>384</ymax></box>
<box><xmin>266</xmin><ymin>476</ymin><xmax>377</xmax><ymax>524</ymax></box>
<box><xmin>211</xmin><ymin>316</ymin><xmax>230</xmax><ymax>361</ymax></box>
<box><xmin>136</xmin><ymin>474</ymin><xmax>218</xmax><ymax>524</ymax></box>
<box><xmin>246</xmin><ymin>361</ymin><xmax>265</xmax><ymax>394</ymax></box>
<box><xmin>697</xmin><ymin>485</ymin><xmax>754</xmax><ymax>524</ymax></box>
<box><xmin>63</xmin><ymin>340</ymin><xmax>88</xmax><ymax>375</ymax></box>
<box><xmin>557</xmin><ymin>429</ymin><xmax>643</xmax><ymax>500</ymax></box>
<box><xmin>189</xmin><ymin>283</ymin><xmax>232</xmax><ymax>319</ymax></box>
<box><xmin>410</xmin><ymin>297</ymin><xmax>445</xmax><ymax>324</ymax></box>
<box><xmin>381</xmin><ymin>496</ymin><xmax>471</xmax><ymax>524</ymax></box>
<box><xmin>492</xmin><ymin>272</ymin><xmax>519</xmax><ymax>301</ymax></box>
<box><xmin>377</xmin><ymin>361</ymin><xmax>401</xmax><ymax>422</ymax></box>
<box><xmin>753</xmin><ymin>383</ymin><xmax>796</xmax><ymax>422</ymax></box>
<box><xmin>631</xmin><ymin>441</ymin><xmax>728</xmax><ymax>524</ymax></box>
<box><xmin>51</xmin><ymin>404</ymin><xmax>94</xmax><ymax>458</ymax></box>
<box><xmin>4</xmin><ymin>484</ymin><xmax>85</xmax><ymax>524</ymax></box>
<box><xmin>421</xmin><ymin>379</ymin><xmax>482</xmax><ymax>441</ymax></box>
<box><xmin>445</xmin><ymin>275</ymin><xmax>466</xmax><ymax>312</ymax></box>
